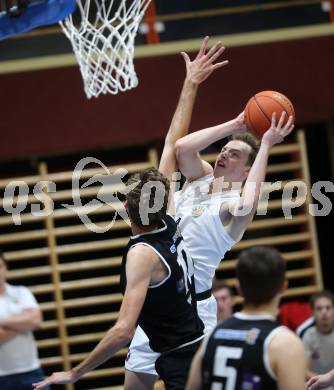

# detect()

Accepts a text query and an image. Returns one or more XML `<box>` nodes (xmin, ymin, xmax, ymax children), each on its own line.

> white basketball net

<box><xmin>60</xmin><ymin>0</ymin><xmax>152</xmax><ymax>98</ymax></box>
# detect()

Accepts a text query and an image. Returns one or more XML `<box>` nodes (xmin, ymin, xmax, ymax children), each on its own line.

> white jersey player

<box><xmin>174</xmin><ymin>173</ymin><xmax>240</xmax><ymax>332</ymax></box>
<box><xmin>124</xmin><ymin>36</ymin><xmax>294</xmax><ymax>390</ymax></box>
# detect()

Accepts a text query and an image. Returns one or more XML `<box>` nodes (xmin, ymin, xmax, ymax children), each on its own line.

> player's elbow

<box><xmin>114</xmin><ymin>323</ymin><xmax>135</xmax><ymax>344</ymax></box>
<box><xmin>120</xmin><ymin>328</ymin><xmax>134</xmax><ymax>344</ymax></box>
<box><xmin>175</xmin><ymin>138</ymin><xmax>189</xmax><ymax>158</ymax></box>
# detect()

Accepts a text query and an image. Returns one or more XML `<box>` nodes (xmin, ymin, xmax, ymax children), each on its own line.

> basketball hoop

<box><xmin>60</xmin><ymin>0</ymin><xmax>152</xmax><ymax>98</ymax></box>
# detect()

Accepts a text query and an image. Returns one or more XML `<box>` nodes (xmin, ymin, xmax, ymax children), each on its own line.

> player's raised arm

<box><xmin>32</xmin><ymin>246</ymin><xmax>157</xmax><ymax>389</ymax></box>
<box><xmin>159</xmin><ymin>36</ymin><xmax>229</xmax><ymax>181</ymax></box>
<box><xmin>223</xmin><ymin>111</ymin><xmax>294</xmax><ymax>241</ymax></box>
<box><xmin>175</xmin><ymin>112</ymin><xmax>246</xmax><ymax>181</ymax></box>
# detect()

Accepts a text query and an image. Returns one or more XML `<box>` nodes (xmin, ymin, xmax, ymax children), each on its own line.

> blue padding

<box><xmin>0</xmin><ymin>0</ymin><xmax>77</xmax><ymax>40</ymax></box>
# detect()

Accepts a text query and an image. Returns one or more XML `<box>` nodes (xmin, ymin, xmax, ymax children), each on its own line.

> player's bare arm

<box><xmin>269</xmin><ymin>329</ymin><xmax>306</xmax><ymax>390</ymax></box>
<box><xmin>222</xmin><ymin>111</ymin><xmax>294</xmax><ymax>241</ymax></box>
<box><xmin>159</xmin><ymin>36</ymin><xmax>228</xmax><ymax>181</ymax></box>
<box><xmin>32</xmin><ymin>246</ymin><xmax>160</xmax><ymax>389</ymax></box>
<box><xmin>175</xmin><ymin>112</ymin><xmax>246</xmax><ymax>181</ymax></box>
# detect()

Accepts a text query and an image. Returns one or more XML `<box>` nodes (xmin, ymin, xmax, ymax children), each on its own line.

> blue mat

<box><xmin>0</xmin><ymin>0</ymin><xmax>77</xmax><ymax>40</ymax></box>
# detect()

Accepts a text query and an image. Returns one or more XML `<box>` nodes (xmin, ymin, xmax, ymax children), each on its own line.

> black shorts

<box><xmin>155</xmin><ymin>339</ymin><xmax>202</xmax><ymax>390</ymax></box>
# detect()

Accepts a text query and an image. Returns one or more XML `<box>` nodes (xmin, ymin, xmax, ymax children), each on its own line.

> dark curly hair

<box><xmin>126</xmin><ymin>168</ymin><xmax>170</xmax><ymax>227</ymax></box>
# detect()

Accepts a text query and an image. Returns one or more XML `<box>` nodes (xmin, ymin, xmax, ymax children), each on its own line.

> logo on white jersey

<box><xmin>192</xmin><ymin>205</ymin><xmax>204</xmax><ymax>218</ymax></box>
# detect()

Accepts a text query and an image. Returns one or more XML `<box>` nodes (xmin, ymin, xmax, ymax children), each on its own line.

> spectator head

<box><xmin>310</xmin><ymin>291</ymin><xmax>334</xmax><ymax>333</ymax></box>
<box><xmin>236</xmin><ymin>246</ymin><xmax>286</xmax><ymax>306</ymax></box>
<box><xmin>212</xmin><ymin>278</ymin><xmax>235</xmax><ymax>322</ymax></box>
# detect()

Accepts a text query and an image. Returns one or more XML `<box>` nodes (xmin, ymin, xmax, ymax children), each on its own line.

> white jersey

<box><xmin>0</xmin><ymin>283</ymin><xmax>40</xmax><ymax>375</ymax></box>
<box><xmin>174</xmin><ymin>174</ymin><xmax>240</xmax><ymax>293</ymax></box>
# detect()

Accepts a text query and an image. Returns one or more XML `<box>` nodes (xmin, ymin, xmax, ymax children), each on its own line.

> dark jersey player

<box><xmin>186</xmin><ymin>246</ymin><xmax>306</xmax><ymax>390</ymax></box>
<box><xmin>33</xmin><ymin>168</ymin><xmax>204</xmax><ymax>390</ymax></box>
<box><xmin>120</xmin><ymin>213</ymin><xmax>202</xmax><ymax>355</ymax></box>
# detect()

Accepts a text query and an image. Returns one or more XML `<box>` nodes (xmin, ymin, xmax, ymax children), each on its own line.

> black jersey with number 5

<box><xmin>202</xmin><ymin>313</ymin><xmax>286</xmax><ymax>390</ymax></box>
<box><xmin>120</xmin><ymin>214</ymin><xmax>204</xmax><ymax>353</ymax></box>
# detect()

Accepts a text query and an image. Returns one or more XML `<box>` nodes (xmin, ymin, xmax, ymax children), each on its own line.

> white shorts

<box><xmin>125</xmin><ymin>295</ymin><xmax>217</xmax><ymax>376</ymax></box>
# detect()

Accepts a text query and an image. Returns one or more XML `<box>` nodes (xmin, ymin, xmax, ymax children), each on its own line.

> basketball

<box><xmin>244</xmin><ymin>91</ymin><xmax>295</xmax><ymax>138</ymax></box>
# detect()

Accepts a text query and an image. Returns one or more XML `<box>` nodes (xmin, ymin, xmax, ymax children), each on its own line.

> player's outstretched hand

<box><xmin>33</xmin><ymin>370</ymin><xmax>79</xmax><ymax>389</ymax></box>
<box><xmin>181</xmin><ymin>36</ymin><xmax>228</xmax><ymax>85</ymax></box>
<box><xmin>306</xmin><ymin>371</ymin><xmax>334</xmax><ymax>390</ymax></box>
<box><xmin>262</xmin><ymin>111</ymin><xmax>294</xmax><ymax>147</ymax></box>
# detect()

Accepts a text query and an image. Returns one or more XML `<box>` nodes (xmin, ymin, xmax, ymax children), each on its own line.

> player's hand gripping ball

<box><xmin>244</xmin><ymin>90</ymin><xmax>295</xmax><ymax>138</ymax></box>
